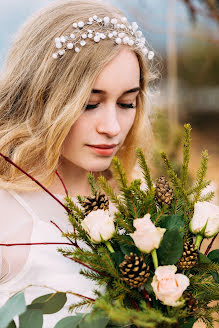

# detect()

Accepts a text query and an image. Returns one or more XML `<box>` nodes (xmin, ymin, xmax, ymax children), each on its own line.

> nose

<box><xmin>96</xmin><ymin>105</ymin><xmax>121</xmax><ymax>137</ymax></box>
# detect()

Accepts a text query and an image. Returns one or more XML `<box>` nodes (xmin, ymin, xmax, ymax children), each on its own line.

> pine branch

<box><xmin>114</xmin><ymin>211</ymin><xmax>134</xmax><ymax>233</ymax></box>
<box><xmin>199</xmin><ymin>191</ymin><xmax>215</xmax><ymax>202</ymax></box>
<box><xmin>87</xmin><ymin>172</ymin><xmax>99</xmax><ymax>196</ymax></box>
<box><xmin>111</xmin><ymin>157</ymin><xmax>128</xmax><ymax>191</ymax></box>
<box><xmin>65</xmin><ymin>197</ymin><xmax>84</xmax><ymax>220</ymax></box>
<box><xmin>180</xmin><ymin>124</ymin><xmax>192</xmax><ymax>189</ymax></box>
<box><xmin>68</xmin><ymin>299</ymin><xmax>93</xmax><ymax>312</ymax></box>
<box><xmin>193</xmin><ymin>150</ymin><xmax>209</xmax><ymax>204</ymax></box>
<box><xmin>161</xmin><ymin>152</ymin><xmax>190</xmax><ymax>206</ymax></box>
<box><xmin>98</xmin><ymin>247</ymin><xmax>121</xmax><ymax>279</ymax></box>
<box><xmin>98</xmin><ymin>176</ymin><xmax>128</xmax><ymax>215</ymax></box>
<box><xmin>93</xmin><ymin>297</ymin><xmax>177</xmax><ymax>327</ymax></box>
<box><xmin>136</xmin><ymin>148</ymin><xmax>153</xmax><ymax>192</ymax></box>
<box><xmin>80</xmin><ymin>269</ymin><xmax>111</xmax><ymax>285</ymax></box>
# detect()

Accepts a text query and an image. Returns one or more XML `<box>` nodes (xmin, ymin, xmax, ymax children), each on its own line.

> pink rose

<box><xmin>151</xmin><ymin>265</ymin><xmax>190</xmax><ymax>306</ymax></box>
<box><xmin>130</xmin><ymin>214</ymin><xmax>166</xmax><ymax>253</ymax></box>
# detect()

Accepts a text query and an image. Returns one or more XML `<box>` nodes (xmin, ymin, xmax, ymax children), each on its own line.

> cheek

<box><xmin>62</xmin><ymin>117</ymin><xmax>88</xmax><ymax>150</ymax></box>
<box><xmin>120</xmin><ymin>109</ymin><xmax>136</xmax><ymax>135</ymax></box>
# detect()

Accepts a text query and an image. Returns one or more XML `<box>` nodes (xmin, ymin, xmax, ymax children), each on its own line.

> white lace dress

<box><xmin>0</xmin><ymin>189</ymin><xmax>108</xmax><ymax>327</ymax></box>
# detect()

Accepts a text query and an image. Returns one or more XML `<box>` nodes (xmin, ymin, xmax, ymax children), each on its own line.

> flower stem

<box><xmin>195</xmin><ymin>234</ymin><xmax>203</xmax><ymax>250</ymax></box>
<box><xmin>151</xmin><ymin>249</ymin><xmax>158</xmax><ymax>270</ymax></box>
<box><xmin>105</xmin><ymin>241</ymin><xmax>115</xmax><ymax>253</ymax></box>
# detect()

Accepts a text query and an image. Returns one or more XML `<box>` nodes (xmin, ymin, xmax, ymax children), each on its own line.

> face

<box><xmin>61</xmin><ymin>47</ymin><xmax>140</xmax><ymax>172</ymax></box>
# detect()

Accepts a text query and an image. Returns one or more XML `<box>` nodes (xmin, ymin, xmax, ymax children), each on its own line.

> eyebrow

<box><xmin>91</xmin><ymin>87</ymin><xmax>141</xmax><ymax>95</ymax></box>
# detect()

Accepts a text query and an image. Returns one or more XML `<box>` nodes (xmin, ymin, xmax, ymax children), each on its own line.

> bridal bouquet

<box><xmin>1</xmin><ymin>124</ymin><xmax>219</xmax><ymax>328</ymax></box>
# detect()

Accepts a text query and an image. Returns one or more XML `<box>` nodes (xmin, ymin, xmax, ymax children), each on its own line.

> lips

<box><xmin>87</xmin><ymin>144</ymin><xmax>118</xmax><ymax>156</ymax></box>
<box><xmin>89</xmin><ymin>144</ymin><xmax>118</xmax><ymax>149</ymax></box>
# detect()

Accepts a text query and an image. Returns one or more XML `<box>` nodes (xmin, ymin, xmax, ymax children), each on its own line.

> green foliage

<box><xmin>87</xmin><ymin>172</ymin><xmax>99</xmax><ymax>196</ymax></box>
<box><xmin>180</xmin><ymin>124</ymin><xmax>192</xmax><ymax>189</ymax></box>
<box><xmin>19</xmin><ymin>309</ymin><xmax>43</xmax><ymax>328</ymax></box>
<box><xmin>136</xmin><ymin>148</ymin><xmax>154</xmax><ymax>192</ymax></box>
<box><xmin>0</xmin><ymin>292</ymin><xmax>26</xmax><ymax>328</ymax></box>
<box><xmin>157</xmin><ymin>228</ymin><xmax>184</xmax><ymax>265</ymax></box>
<box><xmin>2</xmin><ymin>123</ymin><xmax>218</xmax><ymax>328</ymax></box>
<box><xmin>29</xmin><ymin>292</ymin><xmax>67</xmax><ymax>314</ymax></box>
<box><xmin>192</xmin><ymin>150</ymin><xmax>209</xmax><ymax>204</ymax></box>
<box><xmin>207</xmin><ymin>249</ymin><xmax>219</xmax><ymax>264</ymax></box>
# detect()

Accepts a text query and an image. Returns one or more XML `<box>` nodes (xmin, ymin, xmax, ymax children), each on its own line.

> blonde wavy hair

<box><xmin>0</xmin><ymin>0</ymin><xmax>157</xmax><ymax>191</ymax></box>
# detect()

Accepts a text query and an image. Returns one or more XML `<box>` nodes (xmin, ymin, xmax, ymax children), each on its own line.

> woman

<box><xmin>0</xmin><ymin>0</ymin><xmax>156</xmax><ymax>325</ymax></box>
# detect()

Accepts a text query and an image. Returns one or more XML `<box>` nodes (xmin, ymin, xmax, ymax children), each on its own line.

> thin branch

<box><xmin>0</xmin><ymin>153</ymin><xmax>71</xmax><ymax>214</ymax></box>
<box><xmin>141</xmin><ymin>288</ymin><xmax>152</xmax><ymax>308</ymax></box>
<box><xmin>55</xmin><ymin>170</ymin><xmax>69</xmax><ymax>197</ymax></box>
<box><xmin>204</xmin><ymin>234</ymin><xmax>218</xmax><ymax>256</ymax></box>
<box><xmin>63</xmin><ymin>254</ymin><xmax>110</xmax><ymax>277</ymax></box>
<box><xmin>0</xmin><ymin>242</ymin><xmax>73</xmax><ymax>246</ymax></box>
<box><xmin>51</xmin><ymin>220</ymin><xmax>79</xmax><ymax>248</ymax></box>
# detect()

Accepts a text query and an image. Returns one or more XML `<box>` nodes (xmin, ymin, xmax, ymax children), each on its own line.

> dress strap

<box><xmin>7</xmin><ymin>190</ymin><xmax>39</xmax><ymax>223</ymax></box>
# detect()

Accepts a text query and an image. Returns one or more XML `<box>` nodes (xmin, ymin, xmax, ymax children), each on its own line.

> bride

<box><xmin>0</xmin><ymin>0</ymin><xmax>156</xmax><ymax>326</ymax></box>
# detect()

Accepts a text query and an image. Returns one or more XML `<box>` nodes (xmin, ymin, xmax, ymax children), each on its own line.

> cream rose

<box><xmin>130</xmin><ymin>213</ymin><xmax>166</xmax><ymax>253</ymax></box>
<box><xmin>190</xmin><ymin>201</ymin><xmax>219</xmax><ymax>238</ymax></box>
<box><xmin>81</xmin><ymin>209</ymin><xmax>115</xmax><ymax>243</ymax></box>
<box><xmin>151</xmin><ymin>265</ymin><xmax>190</xmax><ymax>307</ymax></box>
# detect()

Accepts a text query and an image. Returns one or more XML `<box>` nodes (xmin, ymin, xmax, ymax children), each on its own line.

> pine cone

<box><xmin>119</xmin><ymin>252</ymin><xmax>150</xmax><ymax>288</ymax></box>
<box><xmin>177</xmin><ymin>241</ymin><xmax>198</xmax><ymax>270</ymax></box>
<box><xmin>184</xmin><ymin>292</ymin><xmax>198</xmax><ymax>314</ymax></box>
<box><xmin>81</xmin><ymin>192</ymin><xmax>109</xmax><ymax>216</ymax></box>
<box><xmin>155</xmin><ymin>176</ymin><xmax>173</xmax><ymax>206</ymax></box>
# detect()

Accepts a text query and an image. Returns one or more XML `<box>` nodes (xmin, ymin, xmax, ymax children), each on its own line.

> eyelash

<box><xmin>85</xmin><ymin>103</ymin><xmax>136</xmax><ymax>110</ymax></box>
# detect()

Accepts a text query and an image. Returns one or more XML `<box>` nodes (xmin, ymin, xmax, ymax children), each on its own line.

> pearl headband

<box><xmin>52</xmin><ymin>15</ymin><xmax>154</xmax><ymax>60</ymax></box>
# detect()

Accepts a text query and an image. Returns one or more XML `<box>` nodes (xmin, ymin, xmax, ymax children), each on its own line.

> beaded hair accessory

<box><xmin>52</xmin><ymin>15</ymin><xmax>154</xmax><ymax>60</ymax></box>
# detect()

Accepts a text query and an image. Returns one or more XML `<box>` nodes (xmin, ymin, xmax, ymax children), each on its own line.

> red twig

<box><xmin>55</xmin><ymin>170</ymin><xmax>69</xmax><ymax>197</ymax></box>
<box><xmin>70</xmin><ymin>292</ymin><xmax>95</xmax><ymax>302</ymax></box>
<box><xmin>50</xmin><ymin>220</ymin><xmax>79</xmax><ymax>248</ymax></box>
<box><xmin>0</xmin><ymin>242</ymin><xmax>73</xmax><ymax>246</ymax></box>
<box><xmin>0</xmin><ymin>153</ymin><xmax>70</xmax><ymax>214</ymax></box>
<box><xmin>63</xmin><ymin>254</ymin><xmax>109</xmax><ymax>276</ymax></box>
<box><xmin>204</xmin><ymin>234</ymin><xmax>218</xmax><ymax>256</ymax></box>
<box><xmin>141</xmin><ymin>288</ymin><xmax>152</xmax><ymax>308</ymax></box>
<box><xmin>54</xmin><ymin>172</ymin><xmax>78</xmax><ymax>246</ymax></box>
<box><xmin>129</xmin><ymin>296</ymin><xmax>139</xmax><ymax>311</ymax></box>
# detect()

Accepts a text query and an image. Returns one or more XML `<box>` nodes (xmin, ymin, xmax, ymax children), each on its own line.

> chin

<box><xmin>84</xmin><ymin>158</ymin><xmax>112</xmax><ymax>172</ymax></box>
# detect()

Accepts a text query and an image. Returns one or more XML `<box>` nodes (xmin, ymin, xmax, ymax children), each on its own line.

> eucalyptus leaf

<box><xmin>6</xmin><ymin>321</ymin><xmax>16</xmax><ymax>328</ymax></box>
<box><xmin>0</xmin><ymin>292</ymin><xmax>26</xmax><ymax>328</ymax></box>
<box><xmin>159</xmin><ymin>215</ymin><xmax>184</xmax><ymax>237</ymax></box>
<box><xmin>157</xmin><ymin>228</ymin><xmax>184</xmax><ymax>265</ymax></box>
<box><xmin>54</xmin><ymin>315</ymin><xmax>84</xmax><ymax>328</ymax></box>
<box><xmin>19</xmin><ymin>309</ymin><xmax>43</xmax><ymax>328</ymax></box>
<box><xmin>30</xmin><ymin>292</ymin><xmax>67</xmax><ymax>314</ymax></box>
<box><xmin>199</xmin><ymin>252</ymin><xmax>212</xmax><ymax>264</ymax></box>
<box><xmin>207</xmin><ymin>249</ymin><xmax>219</xmax><ymax>264</ymax></box>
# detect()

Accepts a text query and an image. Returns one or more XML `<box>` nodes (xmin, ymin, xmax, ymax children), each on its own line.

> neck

<box><xmin>48</xmin><ymin>157</ymin><xmax>113</xmax><ymax>197</ymax></box>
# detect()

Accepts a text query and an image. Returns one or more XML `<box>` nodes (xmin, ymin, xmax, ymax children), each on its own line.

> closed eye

<box><xmin>85</xmin><ymin>103</ymin><xmax>136</xmax><ymax>110</ymax></box>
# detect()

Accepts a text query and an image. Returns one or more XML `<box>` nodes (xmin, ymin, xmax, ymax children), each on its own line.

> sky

<box><xmin>0</xmin><ymin>0</ymin><xmax>216</xmax><ymax>66</ymax></box>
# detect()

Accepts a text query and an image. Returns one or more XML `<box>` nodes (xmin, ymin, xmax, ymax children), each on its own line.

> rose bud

<box><xmin>81</xmin><ymin>209</ymin><xmax>115</xmax><ymax>243</ymax></box>
<box><xmin>190</xmin><ymin>201</ymin><xmax>219</xmax><ymax>238</ymax></box>
<box><xmin>130</xmin><ymin>213</ymin><xmax>166</xmax><ymax>253</ymax></box>
<box><xmin>151</xmin><ymin>265</ymin><xmax>190</xmax><ymax>307</ymax></box>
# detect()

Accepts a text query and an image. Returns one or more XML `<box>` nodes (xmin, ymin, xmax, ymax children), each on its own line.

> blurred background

<box><xmin>1</xmin><ymin>0</ymin><xmax>218</xmax><ymax>199</ymax></box>
<box><xmin>0</xmin><ymin>1</ymin><xmax>218</xmax><ymax>326</ymax></box>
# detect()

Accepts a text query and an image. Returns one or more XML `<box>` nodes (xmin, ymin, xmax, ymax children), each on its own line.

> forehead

<box><xmin>92</xmin><ymin>47</ymin><xmax>140</xmax><ymax>94</ymax></box>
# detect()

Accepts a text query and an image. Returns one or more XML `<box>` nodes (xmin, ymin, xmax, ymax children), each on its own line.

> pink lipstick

<box><xmin>87</xmin><ymin>144</ymin><xmax>117</xmax><ymax>156</ymax></box>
